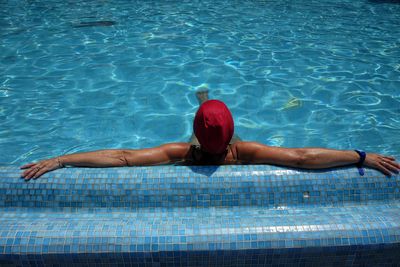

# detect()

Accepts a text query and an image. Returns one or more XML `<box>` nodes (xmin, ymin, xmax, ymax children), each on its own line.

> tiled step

<box><xmin>1</xmin><ymin>203</ymin><xmax>400</xmax><ymax>254</ymax></box>
<box><xmin>1</xmin><ymin>166</ymin><xmax>399</xmax><ymax>209</ymax></box>
<box><xmin>0</xmin><ymin>166</ymin><xmax>399</xmax><ymax>266</ymax></box>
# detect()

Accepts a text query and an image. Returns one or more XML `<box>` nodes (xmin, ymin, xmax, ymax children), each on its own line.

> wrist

<box><xmin>56</xmin><ymin>157</ymin><xmax>65</xmax><ymax>168</ymax></box>
<box><xmin>354</xmin><ymin>150</ymin><xmax>366</xmax><ymax>176</ymax></box>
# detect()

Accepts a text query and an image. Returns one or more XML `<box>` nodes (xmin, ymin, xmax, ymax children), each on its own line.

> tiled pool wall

<box><xmin>0</xmin><ymin>165</ymin><xmax>399</xmax><ymax>266</ymax></box>
<box><xmin>2</xmin><ymin>165</ymin><xmax>399</xmax><ymax>208</ymax></box>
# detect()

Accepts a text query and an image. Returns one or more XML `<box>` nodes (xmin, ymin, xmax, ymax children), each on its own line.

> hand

<box><xmin>364</xmin><ymin>153</ymin><xmax>400</xmax><ymax>176</ymax></box>
<box><xmin>20</xmin><ymin>158</ymin><xmax>62</xmax><ymax>180</ymax></box>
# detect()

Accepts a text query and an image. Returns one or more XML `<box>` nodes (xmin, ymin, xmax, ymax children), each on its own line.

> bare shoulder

<box><xmin>161</xmin><ymin>142</ymin><xmax>192</xmax><ymax>150</ymax></box>
<box><xmin>123</xmin><ymin>143</ymin><xmax>193</xmax><ymax>166</ymax></box>
<box><xmin>232</xmin><ymin>141</ymin><xmax>292</xmax><ymax>163</ymax></box>
<box><xmin>160</xmin><ymin>142</ymin><xmax>192</xmax><ymax>155</ymax></box>
<box><xmin>232</xmin><ymin>141</ymin><xmax>266</xmax><ymax>152</ymax></box>
<box><xmin>231</xmin><ymin>141</ymin><xmax>264</xmax><ymax>162</ymax></box>
<box><xmin>163</xmin><ymin>143</ymin><xmax>194</xmax><ymax>162</ymax></box>
<box><xmin>124</xmin><ymin>142</ymin><xmax>191</xmax><ymax>153</ymax></box>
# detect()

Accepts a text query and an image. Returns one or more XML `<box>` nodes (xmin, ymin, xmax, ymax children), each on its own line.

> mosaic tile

<box><xmin>0</xmin><ymin>165</ymin><xmax>399</xmax><ymax>266</ymax></box>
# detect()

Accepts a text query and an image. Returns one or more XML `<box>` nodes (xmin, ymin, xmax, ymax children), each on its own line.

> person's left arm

<box><xmin>20</xmin><ymin>143</ymin><xmax>191</xmax><ymax>180</ymax></box>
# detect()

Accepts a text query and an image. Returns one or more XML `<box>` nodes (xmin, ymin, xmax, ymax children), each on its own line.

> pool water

<box><xmin>0</xmin><ymin>0</ymin><xmax>399</xmax><ymax>165</ymax></box>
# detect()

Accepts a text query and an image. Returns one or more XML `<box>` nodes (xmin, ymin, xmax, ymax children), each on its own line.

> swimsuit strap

<box><xmin>228</xmin><ymin>144</ymin><xmax>237</xmax><ymax>161</ymax></box>
<box><xmin>190</xmin><ymin>144</ymin><xmax>237</xmax><ymax>165</ymax></box>
<box><xmin>191</xmin><ymin>145</ymin><xmax>201</xmax><ymax>162</ymax></box>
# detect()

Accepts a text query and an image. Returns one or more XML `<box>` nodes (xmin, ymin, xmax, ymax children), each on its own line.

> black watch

<box><xmin>354</xmin><ymin>150</ymin><xmax>366</xmax><ymax>176</ymax></box>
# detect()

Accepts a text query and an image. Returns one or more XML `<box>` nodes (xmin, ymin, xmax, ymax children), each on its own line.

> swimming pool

<box><xmin>1</xmin><ymin>1</ymin><xmax>400</xmax><ymax>266</ymax></box>
<box><xmin>1</xmin><ymin>0</ymin><xmax>399</xmax><ymax>165</ymax></box>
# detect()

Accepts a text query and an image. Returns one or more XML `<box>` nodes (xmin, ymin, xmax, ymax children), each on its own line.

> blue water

<box><xmin>0</xmin><ymin>0</ymin><xmax>399</xmax><ymax>165</ymax></box>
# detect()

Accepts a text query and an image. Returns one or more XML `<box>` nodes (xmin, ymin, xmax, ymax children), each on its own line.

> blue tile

<box><xmin>0</xmin><ymin>165</ymin><xmax>399</xmax><ymax>265</ymax></box>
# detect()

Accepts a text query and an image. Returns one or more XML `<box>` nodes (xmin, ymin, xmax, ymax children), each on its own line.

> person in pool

<box><xmin>21</xmin><ymin>91</ymin><xmax>400</xmax><ymax>180</ymax></box>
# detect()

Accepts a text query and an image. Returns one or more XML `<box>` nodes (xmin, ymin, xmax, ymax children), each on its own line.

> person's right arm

<box><xmin>234</xmin><ymin>141</ymin><xmax>400</xmax><ymax>176</ymax></box>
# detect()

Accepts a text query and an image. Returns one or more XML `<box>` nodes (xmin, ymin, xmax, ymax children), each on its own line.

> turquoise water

<box><xmin>0</xmin><ymin>0</ymin><xmax>399</xmax><ymax>165</ymax></box>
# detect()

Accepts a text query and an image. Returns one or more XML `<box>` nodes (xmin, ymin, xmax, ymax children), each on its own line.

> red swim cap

<box><xmin>193</xmin><ymin>100</ymin><xmax>234</xmax><ymax>154</ymax></box>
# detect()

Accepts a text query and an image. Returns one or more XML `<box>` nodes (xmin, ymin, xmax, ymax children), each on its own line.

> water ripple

<box><xmin>1</xmin><ymin>0</ymin><xmax>399</xmax><ymax>164</ymax></box>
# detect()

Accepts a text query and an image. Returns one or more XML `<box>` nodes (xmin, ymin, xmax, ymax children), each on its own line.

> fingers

<box><xmin>364</xmin><ymin>154</ymin><xmax>399</xmax><ymax>177</ymax></box>
<box><xmin>387</xmin><ymin>159</ymin><xmax>400</xmax><ymax>170</ymax></box>
<box><xmin>383</xmin><ymin>155</ymin><xmax>396</xmax><ymax>161</ymax></box>
<box><xmin>381</xmin><ymin>160</ymin><xmax>400</xmax><ymax>174</ymax></box>
<box><xmin>373</xmin><ymin>156</ymin><xmax>400</xmax><ymax>176</ymax></box>
<box><xmin>33</xmin><ymin>167</ymin><xmax>49</xmax><ymax>179</ymax></box>
<box><xmin>21</xmin><ymin>162</ymin><xmax>40</xmax><ymax>179</ymax></box>
<box><xmin>20</xmin><ymin>159</ymin><xmax>59</xmax><ymax>181</ymax></box>
<box><xmin>376</xmin><ymin>162</ymin><xmax>392</xmax><ymax>177</ymax></box>
<box><xmin>20</xmin><ymin>163</ymin><xmax>36</xmax><ymax>169</ymax></box>
<box><xmin>21</xmin><ymin>166</ymin><xmax>41</xmax><ymax>180</ymax></box>
<box><xmin>21</xmin><ymin>164</ymin><xmax>47</xmax><ymax>180</ymax></box>
<box><xmin>21</xmin><ymin>166</ymin><xmax>38</xmax><ymax>179</ymax></box>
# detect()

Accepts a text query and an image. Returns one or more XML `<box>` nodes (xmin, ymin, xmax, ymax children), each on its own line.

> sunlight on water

<box><xmin>0</xmin><ymin>0</ymin><xmax>399</xmax><ymax>164</ymax></box>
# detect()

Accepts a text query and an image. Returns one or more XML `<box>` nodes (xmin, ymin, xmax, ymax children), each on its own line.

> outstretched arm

<box><xmin>20</xmin><ymin>143</ymin><xmax>191</xmax><ymax>180</ymax></box>
<box><xmin>235</xmin><ymin>142</ymin><xmax>400</xmax><ymax>176</ymax></box>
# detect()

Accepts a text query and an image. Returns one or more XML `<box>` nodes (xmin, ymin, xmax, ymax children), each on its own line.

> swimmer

<box><xmin>21</xmin><ymin>91</ymin><xmax>400</xmax><ymax>180</ymax></box>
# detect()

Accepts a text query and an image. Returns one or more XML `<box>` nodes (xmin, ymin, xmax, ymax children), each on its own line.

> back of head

<box><xmin>193</xmin><ymin>100</ymin><xmax>234</xmax><ymax>154</ymax></box>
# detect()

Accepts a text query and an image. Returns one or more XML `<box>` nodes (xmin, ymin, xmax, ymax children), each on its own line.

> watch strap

<box><xmin>354</xmin><ymin>150</ymin><xmax>366</xmax><ymax>176</ymax></box>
